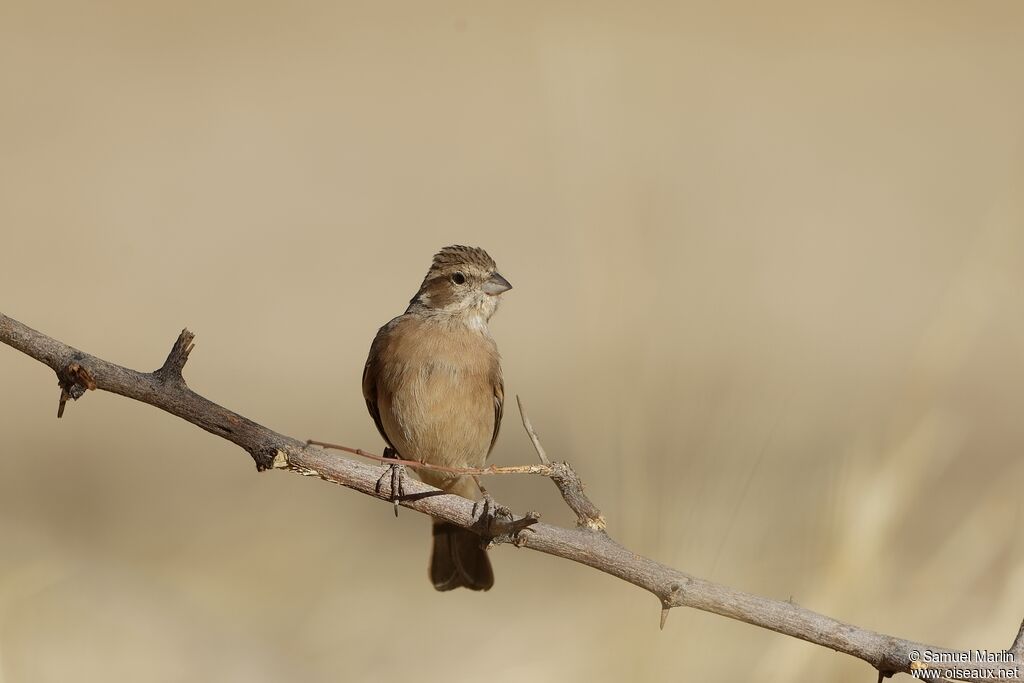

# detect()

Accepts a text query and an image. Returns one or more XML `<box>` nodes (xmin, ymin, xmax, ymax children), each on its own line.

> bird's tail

<box><xmin>430</xmin><ymin>522</ymin><xmax>494</xmax><ymax>591</ymax></box>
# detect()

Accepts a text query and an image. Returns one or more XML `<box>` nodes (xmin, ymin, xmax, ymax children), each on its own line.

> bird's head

<box><xmin>408</xmin><ymin>245</ymin><xmax>512</xmax><ymax>326</ymax></box>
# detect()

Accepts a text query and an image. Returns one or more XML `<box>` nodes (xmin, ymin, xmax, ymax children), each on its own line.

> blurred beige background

<box><xmin>2</xmin><ymin>1</ymin><xmax>1023</xmax><ymax>681</ymax></box>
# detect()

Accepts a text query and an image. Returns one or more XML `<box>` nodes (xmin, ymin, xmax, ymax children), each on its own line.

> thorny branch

<box><xmin>0</xmin><ymin>311</ymin><xmax>1019</xmax><ymax>682</ymax></box>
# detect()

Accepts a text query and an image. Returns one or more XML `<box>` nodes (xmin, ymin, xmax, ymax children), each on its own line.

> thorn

<box><xmin>516</xmin><ymin>395</ymin><xmax>551</xmax><ymax>466</ymax></box>
<box><xmin>55</xmin><ymin>362</ymin><xmax>96</xmax><ymax>418</ymax></box>
<box><xmin>660</xmin><ymin>606</ymin><xmax>670</xmax><ymax>630</ymax></box>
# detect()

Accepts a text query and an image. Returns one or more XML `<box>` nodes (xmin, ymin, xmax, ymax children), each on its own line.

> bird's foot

<box><xmin>468</xmin><ymin>476</ymin><xmax>540</xmax><ymax>546</ymax></box>
<box><xmin>473</xmin><ymin>493</ymin><xmax>540</xmax><ymax>548</ymax></box>
<box><xmin>472</xmin><ymin>477</ymin><xmax>515</xmax><ymax>536</ymax></box>
<box><xmin>374</xmin><ymin>447</ymin><xmax>405</xmax><ymax>517</ymax></box>
<box><xmin>472</xmin><ymin>493</ymin><xmax>514</xmax><ymax>532</ymax></box>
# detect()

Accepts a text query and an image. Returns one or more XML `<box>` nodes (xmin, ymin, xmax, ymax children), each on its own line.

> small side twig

<box><xmin>156</xmin><ymin>328</ymin><xmax>195</xmax><ymax>382</ymax></box>
<box><xmin>516</xmin><ymin>394</ymin><xmax>550</xmax><ymax>465</ymax></box>
<box><xmin>306</xmin><ymin>440</ymin><xmax>552</xmax><ymax>477</ymax></box>
<box><xmin>516</xmin><ymin>396</ymin><xmax>606</xmax><ymax>531</ymax></box>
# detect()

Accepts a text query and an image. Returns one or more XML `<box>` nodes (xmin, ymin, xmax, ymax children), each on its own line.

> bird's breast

<box><xmin>376</xmin><ymin>321</ymin><xmax>499</xmax><ymax>471</ymax></box>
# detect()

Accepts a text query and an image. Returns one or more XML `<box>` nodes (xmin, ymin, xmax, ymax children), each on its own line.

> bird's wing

<box><xmin>488</xmin><ymin>369</ymin><xmax>504</xmax><ymax>458</ymax></box>
<box><xmin>362</xmin><ymin>323</ymin><xmax>398</xmax><ymax>453</ymax></box>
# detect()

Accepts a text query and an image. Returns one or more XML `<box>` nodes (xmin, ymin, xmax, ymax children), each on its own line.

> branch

<box><xmin>0</xmin><ymin>312</ymin><xmax>1018</xmax><ymax>682</ymax></box>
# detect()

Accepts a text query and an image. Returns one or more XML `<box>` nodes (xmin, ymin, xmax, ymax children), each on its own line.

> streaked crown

<box><xmin>428</xmin><ymin>245</ymin><xmax>497</xmax><ymax>275</ymax></box>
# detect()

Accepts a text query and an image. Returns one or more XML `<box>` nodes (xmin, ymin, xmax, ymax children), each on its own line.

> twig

<box><xmin>0</xmin><ymin>311</ymin><xmax>1019</xmax><ymax>682</ymax></box>
<box><xmin>306</xmin><ymin>439</ymin><xmax>553</xmax><ymax>477</ymax></box>
<box><xmin>516</xmin><ymin>396</ymin><xmax>606</xmax><ymax>531</ymax></box>
<box><xmin>156</xmin><ymin>328</ymin><xmax>195</xmax><ymax>381</ymax></box>
<box><xmin>516</xmin><ymin>395</ymin><xmax>550</xmax><ymax>465</ymax></box>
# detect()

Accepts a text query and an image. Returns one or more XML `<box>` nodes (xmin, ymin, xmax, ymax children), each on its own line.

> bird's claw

<box><xmin>374</xmin><ymin>447</ymin><xmax>405</xmax><ymax>517</ymax></box>
<box><xmin>472</xmin><ymin>487</ymin><xmax>514</xmax><ymax>535</ymax></box>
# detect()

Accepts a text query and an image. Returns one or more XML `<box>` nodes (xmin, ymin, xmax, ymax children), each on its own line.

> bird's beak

<box><xmin>482</xmin><ymin>272</ymin><xmax>512</xmax><ymax>296</ymax></box>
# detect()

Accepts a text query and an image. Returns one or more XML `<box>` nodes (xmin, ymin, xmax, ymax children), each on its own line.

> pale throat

<box><xmin>463</xmin><ymin>310</ymin><xmax>489</xmax><ymax>332</ymax></box>
<box><xmin>450</xmin><ymin>295</ymin><xmax>498</xmax><ymax>332</ymax></box>
<box><xmin>410</xmin><ymin>289</ymin><xmax>499</xmax><ymax>332</ymax></box>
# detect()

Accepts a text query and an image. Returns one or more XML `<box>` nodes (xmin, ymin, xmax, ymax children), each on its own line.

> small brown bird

<box><xmin>362</xmin><ymin>245</ymin><xmax>512</xmax><ymax>591</ymax></box>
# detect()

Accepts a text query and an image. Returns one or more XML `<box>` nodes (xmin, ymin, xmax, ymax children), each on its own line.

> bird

<box><xmin>362</xmin><ymin>245</ymin><xmax>512</xmax><ymax>591</ymax></box>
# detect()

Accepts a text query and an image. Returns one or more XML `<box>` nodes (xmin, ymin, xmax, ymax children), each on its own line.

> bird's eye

<box><xmin>451</xmin><ymin>272</ymin><xmax>466</xmax><ymax>285</ymax></box>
